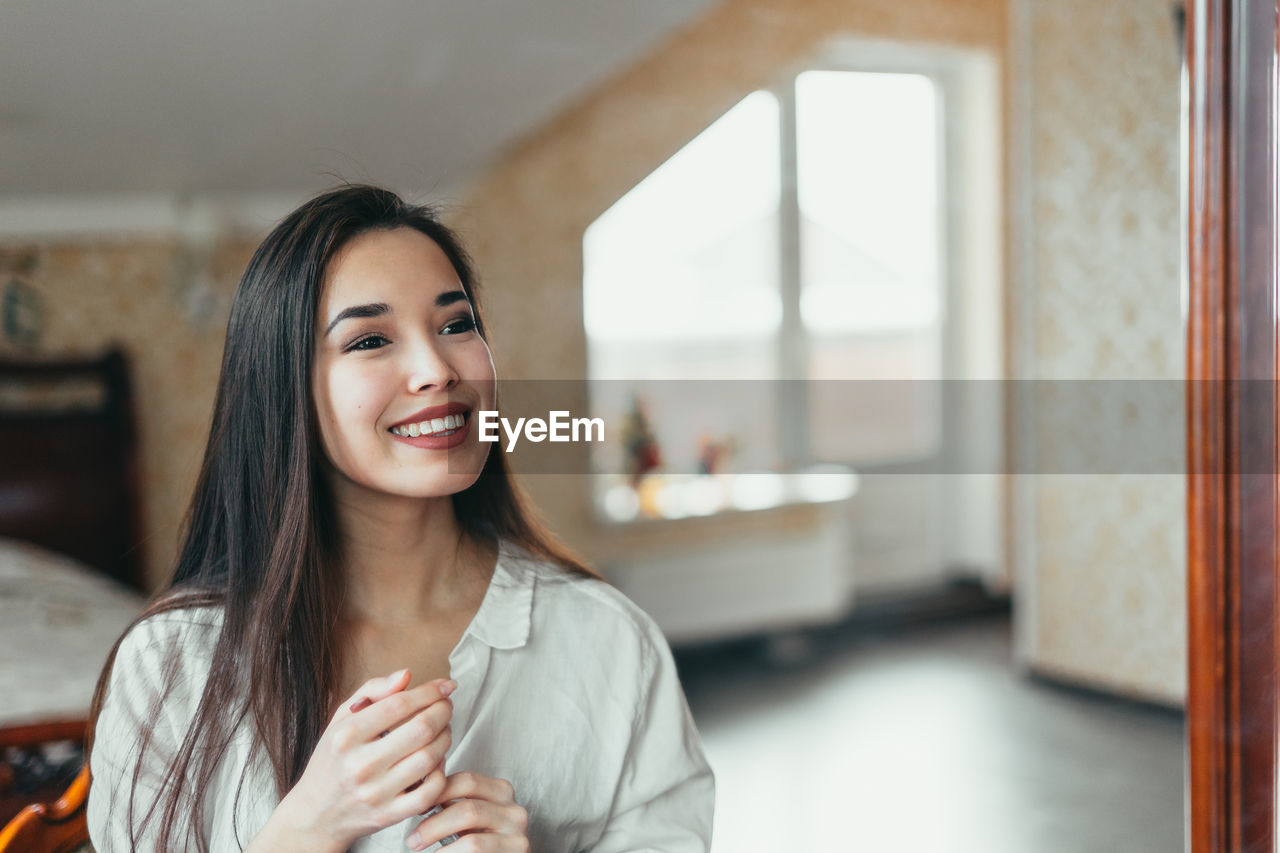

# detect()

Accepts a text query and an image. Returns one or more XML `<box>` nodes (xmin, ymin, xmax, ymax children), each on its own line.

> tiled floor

<box><xmin>675</xmin><ymin>612</ymin><xmax>1184</xmax><ymax>853</ymax></box>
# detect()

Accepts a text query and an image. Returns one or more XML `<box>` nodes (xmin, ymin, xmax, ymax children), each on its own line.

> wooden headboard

<box><xmin>0</xmin><ymin>350</ymin><xmax>146</xmax><ymax>591</ymax></box>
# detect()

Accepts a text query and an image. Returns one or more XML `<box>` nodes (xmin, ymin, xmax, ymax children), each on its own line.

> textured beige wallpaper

<box><xmin>453</xmin><ymin>0</ymin><xmax>1009</xmax><ymax>562</ymax></box>
<box><xmin>1022</xmin><ymin>0</ymin><xmax>1185</xmax><ymax>705</ymax></box>
<box><xmin>0</xmin><ymin>236</ymin><xmax>255</xmax><ymax>589</ymax></box>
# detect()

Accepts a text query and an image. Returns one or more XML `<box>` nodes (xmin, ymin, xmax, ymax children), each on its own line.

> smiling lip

<box><xmin>389</xmin><ymin>401</ymin><xmax>472</xmax><ymax>429</ymax></box>
<box><xmin>388</xmin><ymin>401</ymin><xmax>473</xmax><ymax>451</ymax></box>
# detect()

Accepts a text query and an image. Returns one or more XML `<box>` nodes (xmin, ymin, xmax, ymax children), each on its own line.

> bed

<box><xmin>0</xmin><ymin>349</ymin><xmax>149</xmax><ymax>834</ymax></box>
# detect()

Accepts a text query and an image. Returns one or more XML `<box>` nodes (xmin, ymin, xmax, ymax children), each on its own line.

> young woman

<box><xmin>86</xmin><ymin>185</ymin><xmax>715</xmax><ymax>852</ymax></box>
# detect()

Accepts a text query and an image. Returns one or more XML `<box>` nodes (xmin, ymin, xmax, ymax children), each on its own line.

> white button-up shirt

<box><xmin>88</xmin><ymin>541</ymin><xmax>715</xmax><ymax>851</ymax></box>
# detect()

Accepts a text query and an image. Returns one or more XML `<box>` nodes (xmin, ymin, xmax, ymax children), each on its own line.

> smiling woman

<box><xmin>83</xmin><ymin>185</ymin><xmax>715</xmax><ymax>853</ymax></box>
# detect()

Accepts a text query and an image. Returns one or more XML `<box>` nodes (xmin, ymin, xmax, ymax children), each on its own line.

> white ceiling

<box><xmin>0</xmin><ymin>1</ymin><xmax>717</xmax><ymax>200</ymax></box>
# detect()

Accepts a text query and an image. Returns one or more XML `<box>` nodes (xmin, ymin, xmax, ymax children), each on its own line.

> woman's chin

<box><xmin>327</xmin><ymin>464</ymin><xmax>487</xmax><ymax>505</ymax></box>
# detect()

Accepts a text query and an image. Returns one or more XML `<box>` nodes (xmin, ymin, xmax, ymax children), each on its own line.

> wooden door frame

<box><xmin>1186</xmin><ymin>0</ymin><xmax>1280</xmax><ymax>850</ymax></box>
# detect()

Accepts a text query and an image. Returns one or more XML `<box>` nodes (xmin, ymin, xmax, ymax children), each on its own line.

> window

<box><xmin>584</xmin><ymin>43</ymin><xmax>1001</xmax><ymax>515</ymax></box>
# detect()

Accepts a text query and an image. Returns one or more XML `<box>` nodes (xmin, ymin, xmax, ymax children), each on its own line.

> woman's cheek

<box><xmin>329</xmin><ymin>364</ymin><xmax>390</xmax><ymax>433</ymax></box>
<box><xmin>463</xmin><ymin>342</ymin><xmax>497</xmax><ymax>393</ymax></box>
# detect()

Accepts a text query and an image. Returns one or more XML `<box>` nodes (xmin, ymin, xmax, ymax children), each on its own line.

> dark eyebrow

<box><xmin>324</xmin><ymin>302</ymin><xmax>390</xmax><ymax>337</ymax></box>
<box><xmin>323</xmin><ymin>292</ymin><xmax>470</xmax><ymax>337</ymax></box>
<box><xmin>436</xmin><ymin>290</ymin><xmax>470</xmax><ymax>308</ymax></box>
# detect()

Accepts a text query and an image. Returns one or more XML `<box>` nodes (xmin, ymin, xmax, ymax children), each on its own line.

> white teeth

<box><xmin>392</xmin><ymin>412</ymin><xmax>467</xmax><ymax>438</ymax></box>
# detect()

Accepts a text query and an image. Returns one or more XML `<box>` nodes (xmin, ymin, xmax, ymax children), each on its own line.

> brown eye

<box><xmin>348</xmin><ymin>334</ymin><xmax>389</xmax><ymax>351</ymax></box>
<box><xmin>441</xmin><ymin>317</ymin><xmax>477</xmax><ymax>335</ymax></box>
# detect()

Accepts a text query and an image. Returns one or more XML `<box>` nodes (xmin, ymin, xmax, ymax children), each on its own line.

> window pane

<box><xmin>796</xmin><ymin>70</ymin><xmax>943</xmax><ymax>461</ymax></box>
<box><xmin>584</xmin><ymin>90</ymin><xmax>781</xmax><ymax>380</ymax></box>
<box><xmin>584</xmin><ymin>91</ymin><xmax>783</xmax><ymax>478</ymax></box>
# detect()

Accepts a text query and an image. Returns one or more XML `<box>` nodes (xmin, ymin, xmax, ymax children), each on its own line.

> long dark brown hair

<box><xmin>87</xmin><ymin>184</ymin><xmax>597</xmax><ymax>851</ymax></box>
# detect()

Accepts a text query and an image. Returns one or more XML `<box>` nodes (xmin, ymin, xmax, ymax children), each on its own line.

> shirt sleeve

<box><xmin>87</xmin><ymin>613</ymin><xmax>205</xmax><ymax>852</ymax></box>
<box><xmin>589</xmin><ymin>617</ymin><xmax>715</xmax><ymax>853</ymax></box>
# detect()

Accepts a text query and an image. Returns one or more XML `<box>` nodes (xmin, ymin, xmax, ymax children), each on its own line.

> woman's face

<box><xmin>311</xmin><ymin>227</ymin><xmax>496</xmax><ymax>504</ymax></box>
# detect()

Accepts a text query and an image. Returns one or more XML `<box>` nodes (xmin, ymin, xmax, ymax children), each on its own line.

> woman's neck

<box><xmin>331</xmin><ymin>485</ymin><xmax>488</xmax><ymax>625</ymax></box>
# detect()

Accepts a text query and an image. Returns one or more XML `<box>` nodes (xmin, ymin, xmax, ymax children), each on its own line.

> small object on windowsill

<box><xmin>696</xmin><ymin>433</ymin><xmax>738</xmax><ymax>475</ymax></box>
<box><xmin>621</xmin><ymin>397</ymin><xmax>662</xmax><ymax>487</ymax></box>
<box><xmin>595</xmin><ymin>466</ymin><xmax>857</xmax><ymax>524</ymax></box>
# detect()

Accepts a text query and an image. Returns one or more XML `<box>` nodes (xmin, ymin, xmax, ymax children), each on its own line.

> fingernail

<box><xmin>386</xmin><ymin>669</ymin><xmax>408</xmax><ymax>688</ymax></box>
<box><xmin>440</xmin><ymin>679</ymin><xmax>457</xmax><ymax>696</ymax></box>
<box><xmin>407</xmin><ymin>834</ymin><xmax>425</xmax><ymax>851</ymax></box>
<box><xmin>348</xmin><ymin>696</ymin><xmax>371</xmax><ymax>713</ymax></box>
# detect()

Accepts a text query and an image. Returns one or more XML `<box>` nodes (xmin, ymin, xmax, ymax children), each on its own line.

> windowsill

<box><xmin>593</xmin><ymin>465</ymin><xmax>858</xmax><ymax>525</ymax></box>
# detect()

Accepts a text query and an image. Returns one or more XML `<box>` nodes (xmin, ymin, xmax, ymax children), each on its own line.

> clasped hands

<box><xmin>281</xmin><ymin>669</ymin><xmax>530</xmax><ymax>852</ymax></box>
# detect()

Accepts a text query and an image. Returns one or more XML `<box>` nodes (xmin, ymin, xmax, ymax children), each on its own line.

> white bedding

<box><xmin>0</xmin><ymin>538</ymin><xmax>145</xmax><ymax>729</ymax></box>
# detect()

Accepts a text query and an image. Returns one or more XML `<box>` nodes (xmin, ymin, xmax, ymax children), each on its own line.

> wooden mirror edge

<box><xmin>1186</xmin><ymin>0</ymin><xmax>1280</xmax><ymax>850</ymax></box>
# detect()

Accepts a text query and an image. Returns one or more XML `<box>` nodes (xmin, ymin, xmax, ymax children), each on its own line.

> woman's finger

<box><xmin>347</xmin><ymin>679</ymin><xmax>455</xmax><ymax>742</ymax></box>
<box><xmin>339</xmin><ymin>668</ymin><xmax>411</xmax><ymax>719</ymax></box>
<box><xmin>434</xmin><ymin>771</ymin><xmax>516</xmax><ymax>806</ymax></box>
<box><xmin>373</xmin><ymin>724</ymin><xmax>452</xmax><ymax>798</ymax></box>
<box><xmin>407</xmin><ymin>796</ymin><xmax>529</xmax><ymax>851</ymax></box>
<box><xmin>379</xmin><ymin>767</ymin><xmax>451</xmax><ymax>828</ymax></box>
<box><xmin>366</xmin><ymin>697</ymin><xmax>452</xmax><ymax>767</ymax></box>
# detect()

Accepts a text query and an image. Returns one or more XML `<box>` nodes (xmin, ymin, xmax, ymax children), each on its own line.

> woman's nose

<box><xmin>406</xmin><ymin>339</ymin><xmax>459</xmax><ymax>392</ymax></box>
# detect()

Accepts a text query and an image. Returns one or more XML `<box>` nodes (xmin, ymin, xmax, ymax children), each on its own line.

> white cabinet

<box><xmin>602</xmin><ymin>493</ymin><xmax>856</xmax><ymax>646</ymax></box>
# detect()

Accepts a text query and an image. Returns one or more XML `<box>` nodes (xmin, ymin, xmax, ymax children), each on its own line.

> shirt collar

<box><xmin>463</xmin><ymin>539</ymin><xmax>534</xmax><ymax>650</ymax></box>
